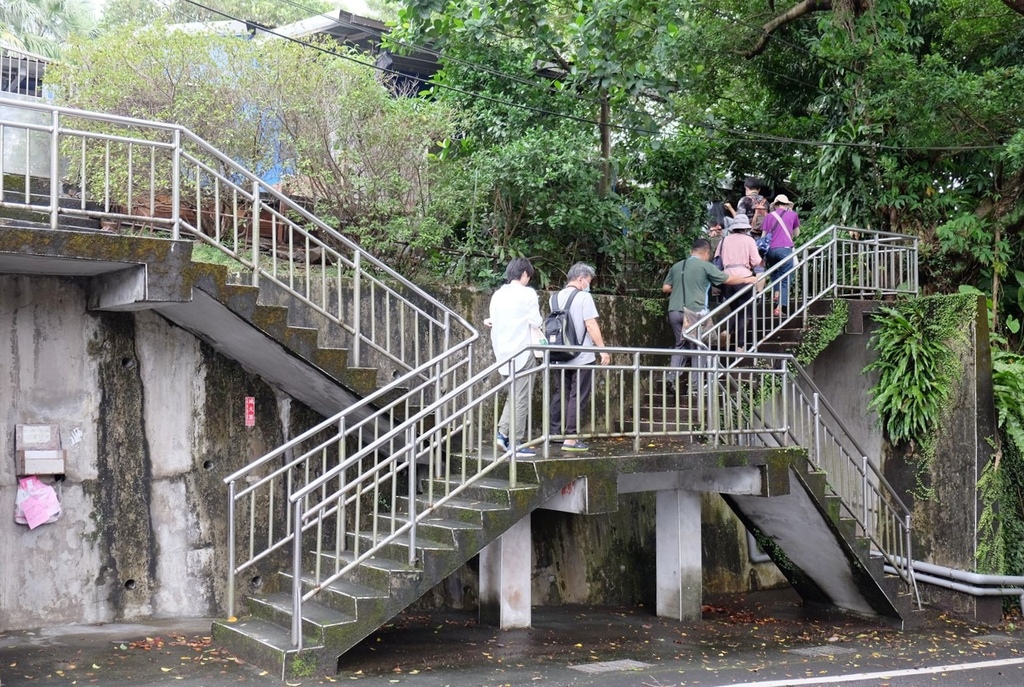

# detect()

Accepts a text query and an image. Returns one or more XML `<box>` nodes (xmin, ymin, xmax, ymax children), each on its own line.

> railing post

<box><xmin>813</xmin><ymin>392</ymin><xmax>822</xmax><ymax>469</ymax></box>
<box><xmin>407</xmin><ymin>425</ymin><xmax>418</xmax><ymax>564</ymax></box>
<box><xmin>542</xmin><ymin>353</ymin><xmax>551</xmax><ymax>459</ymax></box>
<box><xmin>49</xmin><ymin>110</ymin><xmax>59</xmax><ymax>230</ymax></box>
<box><xmin>711</xmin><ymin>353</ymin><xmax>720</xmax><ymax>446</ymax></box>
<box><xmin>508</xmin><ymin>359</ymin><xmax>518</xmax><ymax>488</ymax></box>
<box><xmin>226</xmin><ymin>481</ymin><xmax>236</xmax><ymax>619</ymax></box>
<box><xmin>781</xmin><ymin>359</ymin><xmax>790</xmax><ymax>444</ymax></box>
<box><xmin>251</xmin><ymin>180</ymin><xmax>261</xmax><ymax>287</ymax></box>
<box><xmin>632</xmin><ymin>351</ymin><xmax>641</xmax><ymax>454</ymax></box>
<box><xmin>862</xmin><ymin>456</ymin><xmax>870</xmax><ymax>528</ymax></box>
<box><xmin>171</xmin><ymin>128</ymin><xmax>181</xmax><ymax>240</ymax></box>
<box><xmin>912</xmin><ymin>237</ymin><xmax>920</xmax><ymax>296</ymax></box>
<box><xmin>291</xmin><ymin>499</ymin><xmax>303</xmax><ymax>649</ymax></box>
<box><xmin>352</xmin><ymin>251</ymin><xmax>362</xmax><ymax>367</ymax></box>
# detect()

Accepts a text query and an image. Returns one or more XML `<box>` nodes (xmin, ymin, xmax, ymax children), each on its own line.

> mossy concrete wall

<box><xmin>806</xmin><ymin>297</ymin><xmax>996</xmax><ymax>620</ymax></box>
<box><xmin>0</xmin><ymin>275</ymin><xmax>323</xmax><ymax>631</ymax></box>
<box><xmin>0</xmin><ymin>274</ymin><xmax>783</xmax><ymax>632</ymax></box>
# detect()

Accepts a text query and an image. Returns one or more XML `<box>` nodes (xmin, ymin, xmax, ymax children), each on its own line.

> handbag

<box><xmin>755</xmin><ymin>231</ymin><xmax>772</xmax><ymax>256</ymax></box>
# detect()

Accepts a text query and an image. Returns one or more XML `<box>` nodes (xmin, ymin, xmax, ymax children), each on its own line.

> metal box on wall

<box><xmin>15</xmin><ymin>424</ymin><xmax>66</xmax><ymax>475</ymax></box>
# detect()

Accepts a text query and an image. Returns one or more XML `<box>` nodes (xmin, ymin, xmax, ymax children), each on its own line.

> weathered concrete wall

<box><xmin>0</xmin><ymin>275</ymin><xmax>322</xmax><ymax>631</ymax></box>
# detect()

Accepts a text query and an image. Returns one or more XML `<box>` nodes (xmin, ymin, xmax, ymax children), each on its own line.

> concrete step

<box><xmin>248</xmin><ymin>591</ymin><xmax>357</xmax><ymax>646</ymax></box>
<box><xmin>422</xmin><ymin>476</ymin><xmax>538</xmax><ymax>508</ymax></box>
<box><xmin>212</xmin><ymin>616</ymin><xmax>323</xmax><ymax>681</ymax></box>
<box><xmin>314</xmin><ymin>549</ymin><xmax>421</xmax><ymax>593</ymax></box>
<box><xmin>279</xmin><ymin>571</ymin><xmax>391</xmax><ymax>618</ymax></box>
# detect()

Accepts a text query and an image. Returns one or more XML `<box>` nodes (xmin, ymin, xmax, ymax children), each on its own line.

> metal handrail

<box><xmin>285</xmin><ymin>345</ymin><xmax>798</xmax><ymax>648</ymax></box>
<box><xmin>682</xmin><ymin>225</ymin><xmax>918</xmax><ymax>358</ymax></box>
<box><xmin>0</xmin><ymin>96</ymin><xmax>477</xmax><ymax>375</ymax></box>
<box><xmin>1</xmin><ymin>46</ymin><xmax>50</xmax><ymax>98</ymax></box>
<box><xmin>784</xmin><ymin>361</ymin><xmax>920</xmax><ymax>606</ymax></box>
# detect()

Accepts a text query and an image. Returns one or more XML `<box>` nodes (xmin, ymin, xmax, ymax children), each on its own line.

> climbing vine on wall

<box><xmin>863</xmin><ymin>295</ymin><xmax>975</xmax><ymax>495</ymax></box>
<box><xmin>978</xmin><ymin>348</ymin><xmax>1024</xmax><ymax>578</ymax></box>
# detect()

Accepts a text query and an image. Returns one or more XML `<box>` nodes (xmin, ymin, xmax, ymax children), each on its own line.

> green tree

<box><xmin>0</xmin><ymin>0</ymin><xmax>94</xmax><ymax>57</ymax></box>
<box><xmin>48</xmin><ymin>25</ymin><xmax>453</xmax><ymax>265</ymax></box>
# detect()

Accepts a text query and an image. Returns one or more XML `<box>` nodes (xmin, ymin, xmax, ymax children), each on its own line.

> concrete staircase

<box><xmin>0</xmin><ymin>219</ymin><xmax>379</xmax><ymax>419</ymax></box>
<box><xmin>211</xmin><ymin>457</ymin><xmax>590</xmax><ymax>679</ymax></box>
<box><xmin>725</xmin><ymin>454</ymin><xmax>916</xmax><ymax>625</ymax></box>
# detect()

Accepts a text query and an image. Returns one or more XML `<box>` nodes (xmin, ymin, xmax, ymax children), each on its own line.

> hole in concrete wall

<box><xmin>121</xmin><ymin>357</ymin><xmax>136</xmax><ymax>370</ymax></box>
<box><xmin>203</xmin><ymin>460</ymin><xmax>214</xmax><ymax>471</ymax></box>
<box><xmin>249</xmin><ymin>575</ymin><xmax>262</xmax><ymax>591</ymax></box>
<box><xmin>124</xmin><ymin>579</ymin><xmax>136</xmax><ymax>590</ymax></box>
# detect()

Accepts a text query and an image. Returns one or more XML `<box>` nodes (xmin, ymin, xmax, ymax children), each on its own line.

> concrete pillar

<box><xmin>656</xmin><ymin>489</ymin><xmax>702</xmax><ymax>621</ymax></box>
<box><xmin>478</xmin><ymin>514</ymin><xmax>532</xmax><ymax>628</ymax></box>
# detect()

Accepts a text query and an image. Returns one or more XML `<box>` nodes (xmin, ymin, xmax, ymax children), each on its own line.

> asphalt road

<box><xmin>2</xmin><ymin>589</ymin><xmax>1023</xmax><ymax>687</ymax></box>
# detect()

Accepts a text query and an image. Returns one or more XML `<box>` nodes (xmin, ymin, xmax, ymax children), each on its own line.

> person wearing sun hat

<box><xmin>760</xmin><ymin>194</ymin><xmax>800</xmax><ymax>316</ymax></box>
<box><xmin>712</xmin><ymin>214</ymin><xmax>763</xmax><ymax>351</ymax></box>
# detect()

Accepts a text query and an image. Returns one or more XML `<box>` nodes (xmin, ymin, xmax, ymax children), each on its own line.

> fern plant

<box><xmin>864</xmin><ymin>302</ymin><xmax>954</xmax><ymax>448</ymax></box>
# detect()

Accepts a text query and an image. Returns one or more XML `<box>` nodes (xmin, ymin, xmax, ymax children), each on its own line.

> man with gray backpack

<box><xmin>547</xmin><ymin>262</ymin><xmax>610</xmax><ymax>453</ymax></box>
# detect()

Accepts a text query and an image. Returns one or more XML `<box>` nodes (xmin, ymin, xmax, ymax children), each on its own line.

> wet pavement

<box><xmin>3</xmin><ymin>589</ymin><xmax>1024</xmax><ymax>686</ymax></box>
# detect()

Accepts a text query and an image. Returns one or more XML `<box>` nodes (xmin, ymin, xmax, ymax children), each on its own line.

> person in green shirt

<box><xmin>662</xmin><ymin>238</ymin><xmax>757</xmax><ymax>377</ymax></box>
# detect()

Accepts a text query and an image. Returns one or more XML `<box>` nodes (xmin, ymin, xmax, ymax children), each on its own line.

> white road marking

<box><xmin>717</xmin><ymin>656</ymin><xmax>1024</xmax><ymax>687</ymax></box>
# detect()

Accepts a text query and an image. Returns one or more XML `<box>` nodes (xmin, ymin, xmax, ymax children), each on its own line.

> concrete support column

<box><xmin>656</xmin><ymin>489</ymin><xmax>702</xmax><ymax>621</ymax></box>
<box><xmin>478</xmin><ymin>514</ymin><xmax>532</xmax><ymax>628</ymax></box>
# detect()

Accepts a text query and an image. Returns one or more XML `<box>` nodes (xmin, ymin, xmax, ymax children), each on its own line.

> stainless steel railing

<box><xmin>683</xmin><ymin>225</ymin><xmax>918</xmax><ymax>357</ymax></box>
<box><xmin>0</xmin><ymin>96</ymin><xmax>475</xmax><ymax>375</ymax></box>
<box><xmin>1</xmin><ymin>47</ymin><xmax>50</xmax><ymax>98</ymax></box>
<box><xmin>285</xmin><ymin>345</ymin><xmax>796</xmax><ymax>648</ymax></box>
<box><xmin>738</xmin><ymin>358</ymin><xmax>920</xmax><ymax>607</ymax></box>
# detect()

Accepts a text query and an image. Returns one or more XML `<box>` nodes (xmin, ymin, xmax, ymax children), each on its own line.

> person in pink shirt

<box><xmin>713</xmin><ymin>214</ymin><xmax>763</xmax><ymax>351</ymax></box>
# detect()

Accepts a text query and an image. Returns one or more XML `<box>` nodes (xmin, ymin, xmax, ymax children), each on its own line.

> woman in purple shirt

<box><xmin>761</xmin><ymin>194</ymin><xmax>800</xmax><ymax>316</ymax></box>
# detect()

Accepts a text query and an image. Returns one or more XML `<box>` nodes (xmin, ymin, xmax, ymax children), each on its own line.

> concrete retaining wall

<box><xmin>0</xmin><ymin>275</ymin><xmax>322</xmax><ymax>631</ymax></box>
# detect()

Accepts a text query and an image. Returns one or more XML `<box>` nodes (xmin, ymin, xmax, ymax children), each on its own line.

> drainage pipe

<box><xmin>747</xmin><ymin>530</ymin><xmax>773</xmax><ymax>564</ymax></box>
<box><xmin>883</xmin><ymin>562</ymin><xmax>1024</xmax><ymax>616</ymax></box>
<box><xmin>891</xmin><ymin>556</ymin><xmax>1024</xmax><ymax>587</ymax></box>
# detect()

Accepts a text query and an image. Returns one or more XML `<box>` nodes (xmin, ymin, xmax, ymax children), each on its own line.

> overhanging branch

<box><xmin>744</xmin><ymin>0</ymin><xmax>834</xmax><ymax>58</ymax></box>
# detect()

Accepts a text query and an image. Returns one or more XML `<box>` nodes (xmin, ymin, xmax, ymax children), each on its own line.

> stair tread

<box><xmin>280</xmin><ymin>571</ymin><xmax>390</xmax><ymax>600</ymax></box>
<box><xmin>257</xmin><ymin>592</ymin><xmax>357</xmax><ymax>627</ymax></box>
<box><xmin>329</xmin><ymin>550</ymin><xmax>420</xmax><ymax>574</ymax></box>
<box><xmin>394</xmin><ymin>513</ymin><xmax>485</xmax><ymax>530</ymax></box>
<box><xmin>352</xmin><ymin>529</ymin><xmax>455</xmax><ymax>551</ymax></box>
<box><xmin>216</xmin><ymin>616</ymin><xmax>323</xmax><ymax>653</ymax></box>
<box><xmin>432</xmin><ymin>476</ymin><xmax>538</xmax><ymax>492</ymax></box>
<box><xmin>398</xmin><ymin>495</ymin><xmax>509</xmax><ymax>513</ymax></box>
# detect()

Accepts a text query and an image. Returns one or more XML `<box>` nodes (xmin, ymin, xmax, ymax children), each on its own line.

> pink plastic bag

<box><xmin>14</xmin><ymin>476</ymin><xmax>62</xmax><ymax>529</ymax></box>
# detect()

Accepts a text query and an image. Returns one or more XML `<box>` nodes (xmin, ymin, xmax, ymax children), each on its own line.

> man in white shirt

<box><xmin>488</xmin><ymin>258</ymin><xmax>543</xmax><ymax>457</ymax></box>
<box><xmin>548</xmin><ymin>262</ymin><xmax>611</xmax><ymax>452</ymax></box>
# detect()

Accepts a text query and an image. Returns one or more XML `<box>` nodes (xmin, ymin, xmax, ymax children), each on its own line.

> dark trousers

<box><xmin>721</xmin><ymin>282</ymin><xmax>754</xmax><ymax>348</ymax></box>
<box><xmin>549</xmin><ymin>364</ymin><xmax>594</xmax><ymax>437</ymax></box>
